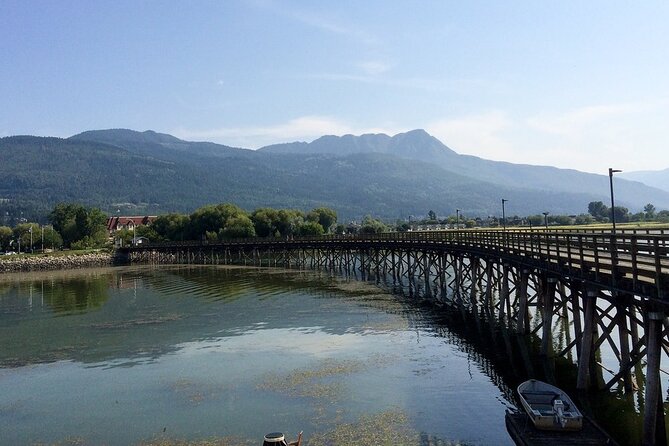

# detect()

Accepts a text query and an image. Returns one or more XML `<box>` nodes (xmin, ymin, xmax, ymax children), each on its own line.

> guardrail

<box><xmin>127</xmin><ymin>229</ymin><xmax>669</xmax><ymax>300</ymax></box>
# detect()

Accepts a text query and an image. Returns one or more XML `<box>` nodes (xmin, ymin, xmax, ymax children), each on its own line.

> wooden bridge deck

<box><xmin>127</xmin><ymin>227</ymin><xmax>669</xmax><ymax>304</ymax></box>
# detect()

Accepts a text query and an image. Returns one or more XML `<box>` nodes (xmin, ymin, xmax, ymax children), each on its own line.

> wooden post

<box><xmin>615</xmin><ymin>293</ymin><xmax>633</xmax><ymax>392</ymax></box>
<box><xmin>499</xmin><ymin>264</ymin><xmax>509</xmax><ymax>320</ymax></box>
<box><xmin>577</xmin><ymin>289</ymin><xmax>597</xmax><ymax>390</ymax></box>
<box><xmin>517</xmin><ymin>269</ymin><xmax>530</xmax><ymax>334</ymax></box>
<box><xmin>643</xmin><ymin>310</ymin><xmax>666</xmax><ymax>446</ymax></box>
<box><xmin>423</xmin><ymin>252</ymin><xmax>431</xmax><ymax>298</ymax></box>
<box><xmin>570</xmin><ymin>282</ymin><xmax>583</xmax><ymax>358</ymax></box>
<box><xmin>485</xmin><ymin>260</ymin><xmax>494</xmax><ymax>310</ymax></box>
<box><xmin>470</xmin><ymin>257</ymin><xmax>480</xmax><ymax>302</ymax></box>
<box><xmin>541</xmin><ymin>277</ymin><xmax>557</xmax><ymax>356</ymax></box>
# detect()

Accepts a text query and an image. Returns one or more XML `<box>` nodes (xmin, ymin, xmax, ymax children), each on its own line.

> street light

<box><xmin>609</xmin><ymin>168</ymin><xmax>622</xmax><ymax>234</ymax></box>
<box><xmin>501</xmin><ymin>199</ymin><xmax>508</xmax><ymax>231</ymax></box>
<box><xmin>542</xmin><ymin>212</ymin><xmax>549</xmax><ymax>230</ymax></box>
<box><xmin>456</xmin><ymin>209</ymin><xmax>460</xmax><ymax>229</ymax></box>
<box><xmin>29</xmin><ymin>226</ymin><xmax>33</xmax><ymax>253</ymax></box>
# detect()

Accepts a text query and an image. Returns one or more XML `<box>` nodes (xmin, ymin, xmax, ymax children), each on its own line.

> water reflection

<box><xmin>0</xmin><ymin>265</ymin><xmax>514</xmax><ymax>445</ymax></box>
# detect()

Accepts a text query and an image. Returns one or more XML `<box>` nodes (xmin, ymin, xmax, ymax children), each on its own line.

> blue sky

<box><xmin>2</xmin><ymin>1</ymin><xmax>668</xmax><ymax>174</ymax></box>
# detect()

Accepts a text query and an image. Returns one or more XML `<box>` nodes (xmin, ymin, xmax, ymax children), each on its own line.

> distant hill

<box><xmin>70</xmin><ymin>129</ymin><xmax>251</xmax><ymax>163</ymax></box>
<box><xmin>3</xmin><ymin>129</ymin><xmax>669</xmax><ymax>222</ymax></box>
<box><xmin>620</xmin><ymin>169</ymin><xmax>669</xmax><ymax>194</ymax></box>
<box><xmin>260</xmin><ymin>129</ymin><xmax>669</xmax><ymax>210</ymax></box>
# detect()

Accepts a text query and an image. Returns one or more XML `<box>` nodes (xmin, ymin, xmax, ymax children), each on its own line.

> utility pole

<box><xmin>609</xmin><ymin>168</ymin><xmax>622</xmax><ymax>234</ymax></box>
<box><xmin>501</xmin><ymin>199</ymin><xmax>508</xmax><ymax>231</ymax></box>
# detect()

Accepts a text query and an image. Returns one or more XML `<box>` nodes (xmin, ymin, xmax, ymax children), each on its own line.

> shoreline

<box><xmin>0</xmin><ymin>252</ymin><xmax>120</xmax><ymax>273</ymax></box>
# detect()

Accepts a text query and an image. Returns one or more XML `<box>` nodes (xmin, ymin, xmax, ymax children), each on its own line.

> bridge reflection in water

<box><xmin>125</xmin><ymin>228</ymin><xmax>669</xmax><ymax>446</ymax></box>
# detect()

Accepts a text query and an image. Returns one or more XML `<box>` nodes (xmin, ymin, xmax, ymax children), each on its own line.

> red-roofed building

<box><xmin>106</xmin><ymin>216</ymin><xmax>157</xmax><ymax>235</ymax></box>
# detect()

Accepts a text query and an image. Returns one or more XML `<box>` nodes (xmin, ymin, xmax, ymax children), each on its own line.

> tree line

<box><xmin>3</xmin><ymin>199</ymin><xmax>669</xmax><ymax>254</ymax></box>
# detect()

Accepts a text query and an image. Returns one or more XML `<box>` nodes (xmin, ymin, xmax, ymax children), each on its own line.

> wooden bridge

<box><xmin>124</xmin><ymin>227</ymin><xmax>669</xmax><ymax>446</ymax></box>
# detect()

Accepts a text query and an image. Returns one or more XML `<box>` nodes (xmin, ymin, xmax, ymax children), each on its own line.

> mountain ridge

<box><xmin>259</xmin><ymin>129</ymin><xmax>668</xmax><ymax>204</ymax></box>
<box><xmin>3</xmin><ymin>128</ymin><xmax>669</xmax><ymax>222</ymax></box>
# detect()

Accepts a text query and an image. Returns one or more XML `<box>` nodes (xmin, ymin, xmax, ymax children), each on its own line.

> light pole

<box><xmin>41</xmin><ymin>226</ymin><xmax>44</xmax><ymax>252</ymax></box>
<box><xmin>542</xmin><ymin>212</ymin><xmax>549</xmax><ymax>230</ymax></box>
<box><xmin>501</xmin><ymin>199</ymin><xmax>508</xmax><ymax>231</ymax></box>
<box><xmin>609</xmin><ymin>168</ymin><xmax>622</xmax><ymax>234</ymax></box>
<box><xmin>29</xmin><ymin>226</ymin><xmax>33</xmax><ymax>253</ymax></box>
<box><xmin>456</xmin><ymin>209</ymin><xmax>460</xmax><ymax>229</ymax></box>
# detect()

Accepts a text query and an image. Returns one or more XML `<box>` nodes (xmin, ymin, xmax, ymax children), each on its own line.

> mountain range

<box><xmin>1</xmin><ymin>128</ymin><xmax>668</xmax><ymax>222</ymax></box>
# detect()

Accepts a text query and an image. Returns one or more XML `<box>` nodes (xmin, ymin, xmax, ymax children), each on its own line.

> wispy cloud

<box><xmin>173</xmin><ymin>116</ymin><xmax>402</xmax><ymax>149</ymax></box>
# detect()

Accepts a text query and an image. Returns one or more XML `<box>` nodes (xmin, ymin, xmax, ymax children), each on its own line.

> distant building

<box><xmin>411</xmin><ymin>223</ymin><xmax>450</xmax><ymax>231</ymax></box>
<box><xmin>106</xmin><ymin>216</ymin><xmax>156</xmax><ymax>235</ymax></box>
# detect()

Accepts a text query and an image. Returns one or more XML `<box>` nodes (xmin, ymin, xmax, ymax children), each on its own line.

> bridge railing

<box><xmin>131</xmin><ymin>229</ymin><xmax>669</xmax><ymax>299</ymax></box>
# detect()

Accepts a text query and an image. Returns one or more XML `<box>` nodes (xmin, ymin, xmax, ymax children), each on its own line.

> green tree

<box><xmin>251</xmin><ymin>208</ymin><xmax>280</xmax><ymax>237</ymax></box>
<box><xmin>135</xmin><ymin>225</ymin><xmax>161</xmax><ymax>243</ymax></box>
<box><xmin>587</xmin><ymin>201</ymin><xmax>608</xmax><ymax>221</ymax></box>
<box><xmin>644</xmin><ymin>203</ymin><xmax>656</xmax><ymax>220</ymax></box>
<box><xmin>48</xmin><ymin>203</ymin><xmax>108</xmax><ymax>248</ymax></box>
<box><xmin>220</xmin><ymin>215</ymin><xmax>256</xmax><ymax>239</ymax></box>
<box><xmin>554</xmin><ymin>215</ymin><xmax>572</xmax><ymax>225</ymax></box>
<box><xmin>152</xmin><ymin>213</ymin><xmax>190</xmax><ymax>241</ymax></box>
<box><xmin>427</xmin><ymin>210</ymin><xmax>437</xmax><ymax>222</ymax></box>
<box><xmin>527</xmin><ymin>215</ymin><xmax>543</xmax><ymax>226</ymax></box>
<box><xmin>574</xmin><ymin>214</ymin><xmax>595</xmax><ymax>225</ymax></box>
<box><xmin>612</xmin><ymin>206</ymin><xmax>629</xmax><ymax>223</ymax></box>
<box><xmin>13</xmin><ymin>223</ymin><xmax>40</xmax><ymax>252</ymax></box>
<box><xmin>306</xmin><ymin>207</ymin><xmax>337</xmax><ymax>233</ymax></box>
<box><xmin>297</xmin><ymin>220</ymin><xmax>325</xmax><ymax>236</ymax></box>
<box><xmin>188</xmin><ymin>203</ymin><xmax>246</xmax><ymax>240</ymax></box>
<box><xmin>0</xmin><ymin>226</ymin><xmax>12</xmax><ymax>251</ymax></box>
<box><xmin>657</xmin><ymin>210</ymin><xmax>669</xmax><ymax>223</ymax></box>
<box><xmin>360</xmin><ymin>215</ymin><xmax>388</xmax><ymax>234</ymax></box>
<box><xmin>396</xmin><ymin>221</ymin><xmax>411</xmax><ymax>232</ymax></box>
<box><xmin>275</xmin><ymin>209</ymin><xmax>304</xmax><ymax>237</ymax></box>
<box><xmin>49</xmin><ymin>203</ymin><xmax>86</xmax><ymax>246</ymax></box>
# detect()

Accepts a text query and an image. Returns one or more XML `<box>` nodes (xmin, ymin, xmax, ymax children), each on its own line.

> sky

<box><xmin>1</xmin><ymin>0</ymin><xmax>668</xmax><ymax>174</ymax></box>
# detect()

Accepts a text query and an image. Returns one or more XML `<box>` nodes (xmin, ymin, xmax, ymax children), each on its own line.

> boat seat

<box><xmin>521</xmin><ymin>391</ymin><xmax>558</xmax><ymax>406</ymax></box>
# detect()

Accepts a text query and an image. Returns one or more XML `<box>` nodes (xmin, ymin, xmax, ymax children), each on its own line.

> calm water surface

<box><xmin>0</xmin><ymin>265</ymin><xmax>515</xmax><ymax>445</ymax></box>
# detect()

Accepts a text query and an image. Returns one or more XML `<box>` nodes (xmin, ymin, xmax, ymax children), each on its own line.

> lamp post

<box><xmin>609</xmin><ymin>168</ymin><xmax>622</xmax><ymax>234</ymax></box>
<box><xmin>456</xmin><ymin>209</ymin><xmax>460</xmax><ymax>229</ymax></box>
<box><xmin>542</xmin><ymin>212</ymin><xmax>549</xmax><ymax>230</ymax></box>
<box><xmin>29</xmin><ymin>226</ymin><xmax>33</xmax><ymax>253</ymax></box>
<box><xmin>501</xmin><ymin>199</ymin><xmax>508</xmax><ymax>231</ymax></box>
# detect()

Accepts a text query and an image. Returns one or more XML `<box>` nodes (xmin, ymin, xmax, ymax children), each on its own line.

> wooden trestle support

<box><xmin>128</xmin><ymin>238</ymin><xmax>669</xmax><ymax>445</ymax></box>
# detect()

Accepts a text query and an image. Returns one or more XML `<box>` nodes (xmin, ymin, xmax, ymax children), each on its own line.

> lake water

<box><xmin>0</xmin><ymin>265</ymin><xmax>528</xmax><ymax>445</ymax></box>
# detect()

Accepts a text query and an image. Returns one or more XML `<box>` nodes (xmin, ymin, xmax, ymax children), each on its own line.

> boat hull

<box><xmin>517</xmin><ymin>379</ymin><xmax>583</xmax><ymax>431</ymax></box>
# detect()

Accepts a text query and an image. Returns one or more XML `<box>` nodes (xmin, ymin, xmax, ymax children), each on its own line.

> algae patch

<box><xmin>307</xmin><ymin>409</ymin><xmax>419</xmax><ymax>446</ymax></box>
<box><xmin>257</xmin><ymin>358</ymin><xmax>366</xmax><ymax>400</ymax></box>
<box><xmin>138</xmin><ymin>436</ymin><xmax>253</xmax><ymax>446</ymax></box>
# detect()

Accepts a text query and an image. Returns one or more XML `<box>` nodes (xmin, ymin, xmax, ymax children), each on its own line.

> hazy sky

<box><xmin>2</xmin><ymin>1</ymin><xmax>668</xmax><ymax>174</ymax></box>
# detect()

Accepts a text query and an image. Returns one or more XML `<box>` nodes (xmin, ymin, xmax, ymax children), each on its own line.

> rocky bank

<box><xmin>0</xmin><ymin>252</ymin><xmax>118</xmax><ymax>273</ymax></box>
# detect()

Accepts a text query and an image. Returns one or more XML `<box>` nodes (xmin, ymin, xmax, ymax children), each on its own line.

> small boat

<box><xmin>518</xmin><ymin>379</ymin><xmax>583</xmax><ymax>431</ymax></box>
<box><xmin>263</xmin><ymin>431</ymin><xmax>303</xmax><ymax>446</ymax></box>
